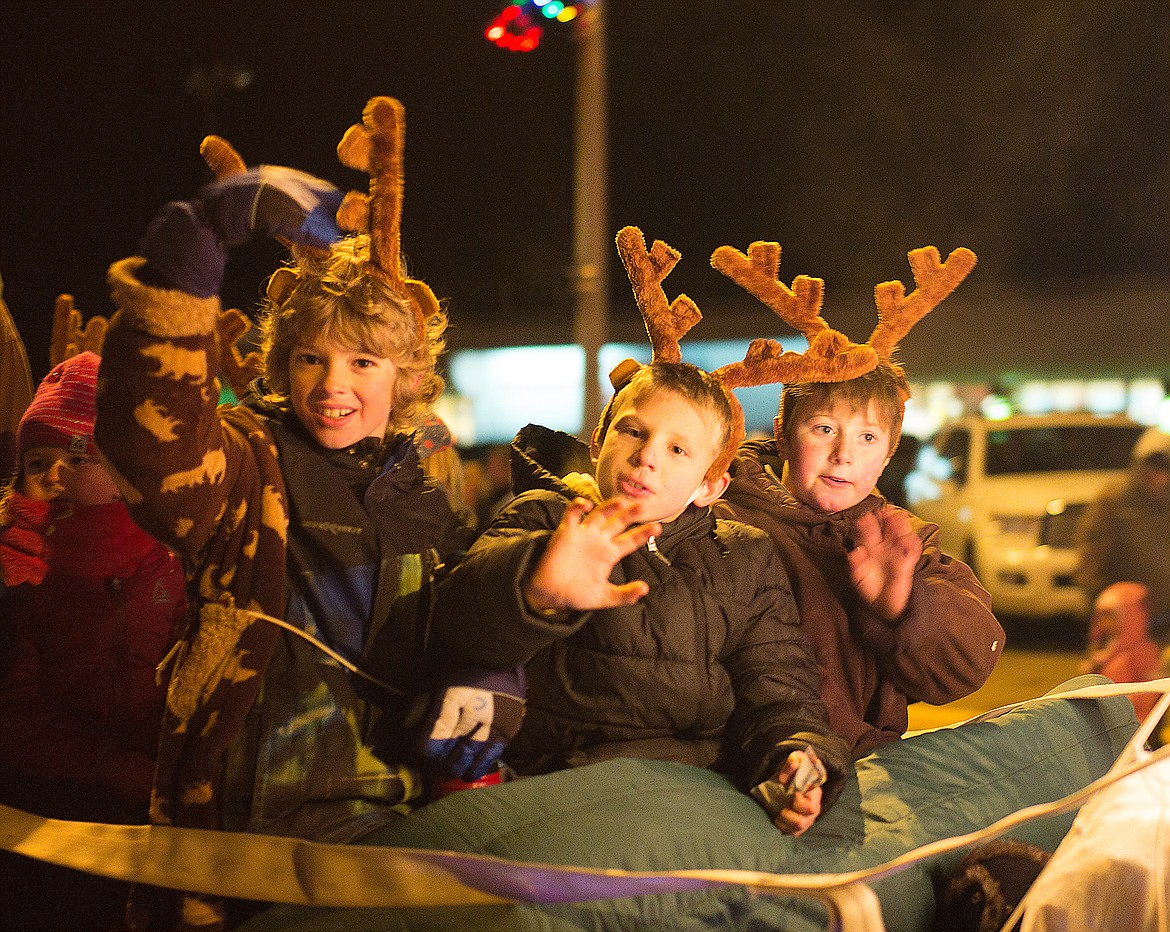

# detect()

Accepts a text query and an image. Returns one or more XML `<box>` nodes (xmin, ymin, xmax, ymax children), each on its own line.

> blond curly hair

<box><xmin>259</xmin><ymin>235</ymin><xmax>446</xmax><ymax>435</ymax></box>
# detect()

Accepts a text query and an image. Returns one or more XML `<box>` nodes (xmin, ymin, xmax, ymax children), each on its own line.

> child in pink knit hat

<box><xmin>0</xmin><ymin>350</ymin><xmax>187</xmax><ymax>927</ymax></box>
<box><xmin>14</xmin><ymin>351</ymin><xmax>117</xmax><ymax>503</ymax></box>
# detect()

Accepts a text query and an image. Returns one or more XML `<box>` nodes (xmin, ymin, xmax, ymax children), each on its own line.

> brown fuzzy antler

<box><xmin>710</xmin><ymin>242</ymin><xmax>877</xmax><ymax>388</ymax></box>
<box><xmin>710</xmin><ymin>241</ymin><xmax>976</xmax><ymax>389</ymax></box>
<box><xmin>215</xmin><ymin>307</ymin><xmax>264</xmax><ymax>397</ymax></box>
<box><xmin>868</xmin><ymin>246</ymin><xmax>977</xmax><ymax>359</ymax></box>
<box><xmin>612</xmin><ymin>226</ymin><xmax>748</xmax><ymax>479</ymax></box>
<box><xmin>336</xmin><ymin>96</ymin><xmax>437</xmax><ymax>338</ymax></box>
<box><xmin>199</xmin><ymin>135</ymin><xmax>247</xmax><ymax>179</ymax></box>
<box><xmin>50</xmin><ymin>295</ymin><xmax>108</xmax><ymax>366</ymax></box>
<box><xmin>711</xmin><ymin>241</ymin><xmax>828</xmax><ymax>336</ymax></box>
<box><xmin>614</xmin><ymin>226</ymin><xmax>702</xmax><ymax>365</ymax></box>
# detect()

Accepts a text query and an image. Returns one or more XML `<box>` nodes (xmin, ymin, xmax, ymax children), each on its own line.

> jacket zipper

<box><xmin>646</xmin><ymin>535</ymin><xmax>671</xmax><ymax>565</ymax></box>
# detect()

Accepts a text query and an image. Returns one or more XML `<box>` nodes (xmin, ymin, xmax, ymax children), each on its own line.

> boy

<box><xmin>719</xmin><ymin>360</ymin><xmax>1004</xmax><ymax>758</ymax></box>
<box><xmin>91</xmin><ymin>99</ymin><xmax>519</xmax><ymax>928</ymax></box>
<box><xmin>705</xmin><ymin>239</ymin><xmax>1000</xmax><ymax>760</ymax></box>
<box><xmin>431</xmin><ymin>360</ymin><xmax>851</xmax><ymax>835</ymax></box>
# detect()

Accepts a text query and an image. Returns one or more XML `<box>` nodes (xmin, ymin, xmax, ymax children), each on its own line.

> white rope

<box><xmin>0</xmin><ymin>678</ymin><xmax>1163</xmax><ymax>930</ymax></box>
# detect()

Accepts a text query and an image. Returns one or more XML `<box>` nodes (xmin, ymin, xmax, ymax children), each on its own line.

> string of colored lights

<box><xmin>485</xmin><ymin>0</ymin><xmax>582</xmax><ymax>52</ymax></box>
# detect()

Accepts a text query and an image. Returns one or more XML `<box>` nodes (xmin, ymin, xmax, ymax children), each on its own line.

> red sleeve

<box><xmin>0</xmin><ymin>493</ymin><xmax>52</xmax><ymax>588</ymax></box>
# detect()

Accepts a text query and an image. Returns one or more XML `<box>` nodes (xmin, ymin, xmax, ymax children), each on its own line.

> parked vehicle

<box><xmin>905</xmin><ymin>413</ymin><xmax>1145</xmax><ymax>621</ymax></box>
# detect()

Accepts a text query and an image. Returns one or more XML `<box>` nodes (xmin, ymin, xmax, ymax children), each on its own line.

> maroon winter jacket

<box><xmin>718</xmin><ymin>439</ymin><xmax>1004</xmax><ymax>759</ymax></box>
<box><xmin>0</xmin><ymin>494</ymin><xmax>185</xmax><ymax>806</ymax></box>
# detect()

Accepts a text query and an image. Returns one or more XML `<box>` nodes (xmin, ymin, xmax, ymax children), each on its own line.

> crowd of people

<box><xmin>0</xmin><ymin>94</ymin><xmax>1162</xmax><ymax>932</ymax></box>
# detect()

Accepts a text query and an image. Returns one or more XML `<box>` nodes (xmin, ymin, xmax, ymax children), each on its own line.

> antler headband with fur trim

<box><xmin>334</xmin><ymin>96</ymin><xmax>439</xmax><ymax>339</ymax></box>
<box><xmin>610</xmin><ymin>225</ymin><xmax>976</xmax><ymax>473</ymax></box>
<box><xmin>709</xmin><ymin>240</ymin><xmax>977</xmax><ymax>393</ymax></box>
<box><xmin>613</xmin><ymin>225</ymin><xmax>976</xmax><ymax>396</ymax></box>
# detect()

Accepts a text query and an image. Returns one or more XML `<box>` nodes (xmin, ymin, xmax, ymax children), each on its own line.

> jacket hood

<box><xmin>510</xmin><ymin>424</ymin><xmax>599</xmax><ymax>500</ymax></box>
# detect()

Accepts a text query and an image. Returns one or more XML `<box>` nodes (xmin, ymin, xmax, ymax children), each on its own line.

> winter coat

<box><xmin>0</xmin><ymin>494</ymin><xmax>184</xmax><ymax>809</ymax></box>
<box><xmin>1075</xmin><ymin>467</ymin><xmax>1170</xmax><ymax>625</ymax></box>
<box><xmin>94</xmin><ymin>257</ymin><xmax>463</xmax><ymax>853</ymax></box>
<box><xmin>432</xmin><ymin>425</ymin><xmax>850</xmax><ymax>800</ymax></box>
<box><xmin>718</xmin><ymin>439</ymin><xmax>1003</xmax><ymax>759</ymax></box>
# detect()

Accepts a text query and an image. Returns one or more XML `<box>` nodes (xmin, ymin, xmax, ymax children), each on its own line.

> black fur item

<box><xmin>931</xmin><ymin>838</ymin><xmax>1051</xmax><ymax>932</ymax></box>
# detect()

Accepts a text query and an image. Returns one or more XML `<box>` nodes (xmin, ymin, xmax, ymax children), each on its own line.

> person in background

<box><xmin>414</xmin><ymin>413</ymin><xmax>477</xmax><ymax>540</ymax></box>
<box><xmin>1080</xmin><ymin>581</ymin><xmax>1163</xmax><ymax>722</ymax></box>
<box><xmin>1076</xmin><ymin>427</ymin><xmax>1170</xmax><ymax>640</ymax></box>
<box><xmin>0</xmin><ymin>351</ymin><xmax>185</xmax><ymax>931</ymax></box>
<box><xmin>473</xmin><ymin>443</ymin><xmax>515</xmax><ymax>528</ymax></box>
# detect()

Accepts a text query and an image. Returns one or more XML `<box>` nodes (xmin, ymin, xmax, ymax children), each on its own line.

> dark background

<box><xmin>3</xmin><ymin>1</ymin><xmax>1169</xmax><ymax>381</ymax></box>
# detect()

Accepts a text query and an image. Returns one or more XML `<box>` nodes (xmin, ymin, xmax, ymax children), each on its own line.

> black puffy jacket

<box><xmin>432</xmin><ymin>425</ymin><xmax>850</xmax><ymax>800</ymax></box>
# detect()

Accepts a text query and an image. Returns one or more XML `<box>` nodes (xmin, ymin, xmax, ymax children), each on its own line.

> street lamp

<box><xmin>485</xmin><ymin>0</ymin><xmax>609</xmax><ymax>439</ymax></box>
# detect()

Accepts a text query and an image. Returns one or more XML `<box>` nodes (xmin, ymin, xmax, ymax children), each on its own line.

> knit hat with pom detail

<box><xmin>17</xmin><ymin>351</ymin><xmax>100</xmax><ymax>458</ymax></box>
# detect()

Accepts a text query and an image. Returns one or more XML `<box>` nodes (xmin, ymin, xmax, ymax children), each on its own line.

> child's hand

<box><xmin>770</xmin><ymin>749</ymin><xmax>825</xmax><ymax>836</ymax></box>
<box><xmin>139</xmin><ymin>167</ymin><xmax>344</xmax><ymax>298</ymax></box>
<box><xmin>523</xmin><ymin>497</ymin><xmax>660</xmax><ymax>614</ymax></box>
<box><xmin>416</xmin><ymin>668</ymin><xmax>525</xmax><ymax>783</ymax></box>
<box><xmin>847</xmin><ymin>505</ymin><xmax>923</xmax><ymax>620</ymax></box>
<box><xmin>200</xmin><ymin>166</ymin><xmax>345</xmax><ymax>251</ymax></box>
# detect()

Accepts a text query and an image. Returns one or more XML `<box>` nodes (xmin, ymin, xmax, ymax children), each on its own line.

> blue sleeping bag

<box><xmin>239</xmin><ymin>676</ymin><xmax>1136</xmax><ymax>932</ymax></box>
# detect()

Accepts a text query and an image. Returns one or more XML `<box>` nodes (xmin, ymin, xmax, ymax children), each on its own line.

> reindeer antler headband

<box><xmin>201</xmin><ymin>96</ymin><xmax>436</xmax><ymax>339</ymax></box>
<box><xmin>613</xmin><ymin>225</ymin><xmax>976</xmax><ymax>395</ymax></box>
<box><xmin>708</xmin><ymin>240</ymin><xmax>977</xmax><ymax>393</ymax></box>
<box><xmin>334</xmin><ymin>96</ymin><xmax>439</xmax><ymax>338</ymax></box>
<box><xmin>611</xmin><ymin>225</ymin><xmax>976</xmax><ymax>473</ymax></box>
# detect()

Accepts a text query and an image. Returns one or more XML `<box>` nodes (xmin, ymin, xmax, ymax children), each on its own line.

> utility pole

<box><xmin>571</xmin><ymin>0</ymin><xmax>608</xmax><ymax>439</ymax></box>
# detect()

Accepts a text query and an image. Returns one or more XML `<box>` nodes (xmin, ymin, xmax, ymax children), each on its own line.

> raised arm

<box><xmin>95</xmin><ymin>151</ymin><xmax>344</xmax><ymax>556</ymax></box>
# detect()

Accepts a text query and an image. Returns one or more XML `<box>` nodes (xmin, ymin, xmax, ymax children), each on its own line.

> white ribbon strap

<box><xmin>0</xmin><ymin>678</ymin><xmax>1163</xmax><ymax>931</ymax></box>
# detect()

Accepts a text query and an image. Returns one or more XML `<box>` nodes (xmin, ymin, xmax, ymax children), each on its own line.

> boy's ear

<box><xmin>693</xmin><ymin>470</ymin><xmax>731</xmax><ymax>509</ymax></box>
<box><xmin>589</xmin><ymin>424</ymin><xmax>603</xmax><ymax>463</ymax></box>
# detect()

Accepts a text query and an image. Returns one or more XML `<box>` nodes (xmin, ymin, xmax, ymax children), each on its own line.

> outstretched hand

<box><xmin>847</xmin><ymin>504</ymin><xmax>923</xmax><ymax>620</ymax></box>
<box><xmin>200</xmin><ymin>166</ymin><xmax>345</xmax><ymax>251</ymax></box>
<box><xmin>523</xmin><ymin>497</ymin><xmax>660</xmax><ymax>614</ymax></box>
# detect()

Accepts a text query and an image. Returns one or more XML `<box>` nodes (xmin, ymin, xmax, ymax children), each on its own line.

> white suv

<box><xmin>905</xmin><ymin>413</ymin><xmax>1144</xmax><ymax>621</ymax></box>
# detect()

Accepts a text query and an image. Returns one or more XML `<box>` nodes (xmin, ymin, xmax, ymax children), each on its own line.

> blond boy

<box><xmin>432</xmin><ymin>362</ymin><xmax>850</xmax><ymax>835</ymax></box>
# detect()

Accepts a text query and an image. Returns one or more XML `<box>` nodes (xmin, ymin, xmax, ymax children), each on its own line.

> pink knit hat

<box><xmin>17</xmin><ymin>351</ymin><xmax>100</xmax><ymax>458</ymax></box>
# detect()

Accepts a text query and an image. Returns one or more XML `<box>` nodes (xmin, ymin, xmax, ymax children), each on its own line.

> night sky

<box><xmin>3</xmin><ymin>1</ymin><xmax>1169</xmax><ymax>381</ymax></box>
